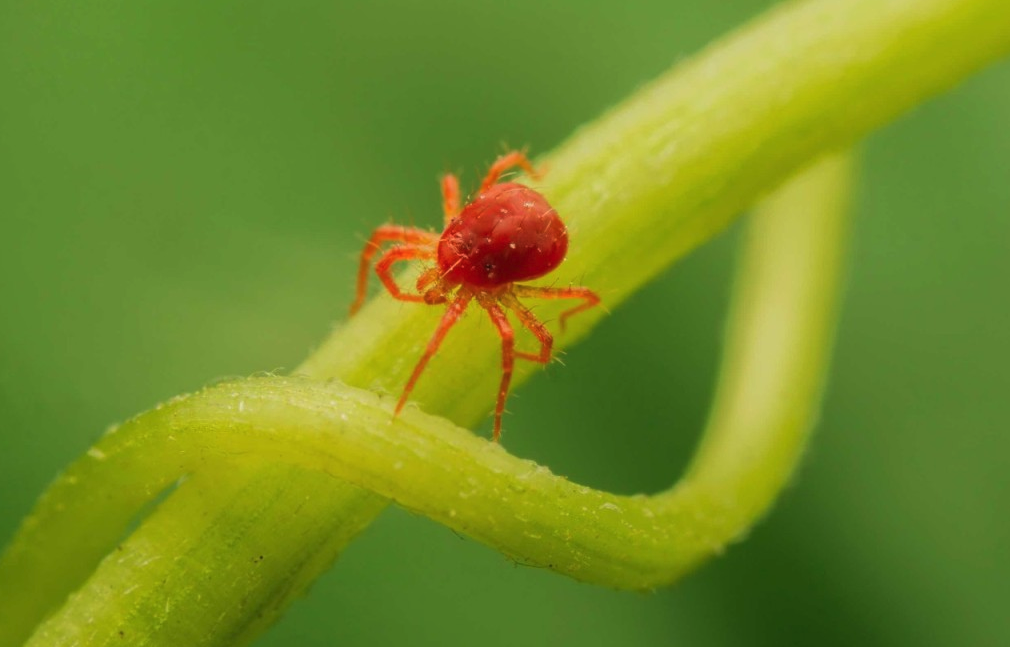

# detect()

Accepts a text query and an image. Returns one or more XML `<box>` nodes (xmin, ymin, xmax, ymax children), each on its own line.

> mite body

<box><xmin>437</xmin><ymin>182</ymin><xmax>568</xmax><ymax>288</ymax></box>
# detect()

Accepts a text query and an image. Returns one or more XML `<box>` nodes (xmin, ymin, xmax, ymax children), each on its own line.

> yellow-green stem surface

<box><xmin>2</xmin><ymin>0</ymin><xmax>1008</xmax><ymax>644</ymax></box>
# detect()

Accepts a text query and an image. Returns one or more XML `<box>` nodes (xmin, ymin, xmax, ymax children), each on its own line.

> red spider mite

<box><xmin>349</xmin><ymin>150</ymin><xmax>600</xmax><ymax>442</ymax></box>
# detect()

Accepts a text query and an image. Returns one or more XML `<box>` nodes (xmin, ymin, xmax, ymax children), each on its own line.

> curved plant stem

<box><xmin>2</xmin><ymin>0</ymin><xmax>1008</xmax><ymax>643</ymax></box>
<box><xmin>9</xmin><ymin>152</ymin><xmax>849</xmax><ymax>647</ymax></box>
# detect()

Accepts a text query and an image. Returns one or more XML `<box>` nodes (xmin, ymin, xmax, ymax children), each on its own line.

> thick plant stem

<box><xmin>23</xmin><ymin>467</ymin><xmax>385</xmax><ymax>647</ymax></box>
<box><xmin>2</xmin><ymin>0</ymin><xmax>1009</xmax><ymax>643</ymax></box>
<box><xmin>301</xmin><ymin>0</ymin><xmax>1010</xmax><ymax>420</ymax></box>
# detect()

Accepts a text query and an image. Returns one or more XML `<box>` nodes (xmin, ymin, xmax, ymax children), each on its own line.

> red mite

<box><xmin>350</xmin><ymin>151</ymin><xmax>600</xmax><ymax>441</ymax></box>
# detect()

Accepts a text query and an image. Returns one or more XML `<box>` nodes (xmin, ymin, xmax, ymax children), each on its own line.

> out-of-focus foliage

<box><xmin>1</xmin><ymin>1</ymin><xmax>1008</xmax><ymax>645</ymax></box>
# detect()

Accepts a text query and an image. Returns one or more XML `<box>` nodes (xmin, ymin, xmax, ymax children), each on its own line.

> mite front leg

<box><xmin>374</xmin><ymin>244</ymin><xmax>438</xmax><ymax>304</ymax></box>
<box><xmin>441</xmin><ymin>173</ymin><xmax>461</xmax><ymax>224</ymax></box>
<box><xmin>512</xmin><ymin>285</ymin><xmax>601</xmax><ymax>332</ymax></box>
<box><xmin>351</xmin><ymin>225</ymin><xmax>439</xmax><ymax>315</ymax></box>
<box><xmin>479</xmin><ymin>150</ymin><xmax>541</xmax><ymax>193</ymax></box>
<box><xmin>396</xmin><ymin>290</ymin><xmax>474</xmax><ymax>417</ymax></box>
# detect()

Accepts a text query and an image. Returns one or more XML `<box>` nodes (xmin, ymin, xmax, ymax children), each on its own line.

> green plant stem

<box><xmin>302</xmin><ymin>0</ymin><xmax>1010</xmax><ymax>418</ymax></box>
<box><xmin>1</xmin><ymin>0</ymin><xmax>1008</xmax><ymax>643</ymax></box>
<box><xmin>12</xmin><ymin>152</ymin><xmax>850</xmax><ymax>647</ymax></box>
<box><xmin>678</xmin><ymin>153</ymin><xmax>852</xmax><ymax>531</ymax></box>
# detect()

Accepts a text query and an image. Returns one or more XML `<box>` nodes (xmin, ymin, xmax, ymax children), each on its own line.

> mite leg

<box><xmin>501</xmin><ymin>292</ymin><xmax>552</xmax><ymax>364</ymax></box>
<box><xmin>351</xmin><ymin>225</ymin><xmax>439</xmax><ymax>315</ymax></box>
<box><xmin>396</xmin><ymin>290</ymin><xmax>474</xmax><ymax>417</ymax></box>
<box><xmin>512</xmin><ymin>285</ymin><xmax>601</xmax><ymax>332</ymax></box>
<box><xmin>374</xmin><ymin>245</ymin><xmax>438</xmax><ymax>304</ymax></box>
<box><xmin>479</xmin><ymin>150</ymin><xmax>541</xmax><ymax>193</ymax></box>
<box><xmin>441</xmin><ymin>173</ymin><xmax>461</xmax><ymax>224</ymax></box>
<box><xmin>481</xmin><ymin>299</ymin><xmax>517</xmax><ymax>442</ymax></box>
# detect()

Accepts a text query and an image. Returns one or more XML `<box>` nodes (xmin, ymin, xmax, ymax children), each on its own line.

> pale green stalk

<box><xmin>12</xmin><ymin>152</ymin><xmax>849</xmax><ymax>646</ymax></box>
<box><xmin>2</xmin><ymin>0</ymin><xmax>1008</xmax><ymax>644</ymax></box>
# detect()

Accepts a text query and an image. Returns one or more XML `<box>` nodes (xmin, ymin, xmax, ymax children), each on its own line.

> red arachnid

<box><xmin>350</xmin><ymin>151</ymin><xmax>600</xmax><ymax>441</ymax></box>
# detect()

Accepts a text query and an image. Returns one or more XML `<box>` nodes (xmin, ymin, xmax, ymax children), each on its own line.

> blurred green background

<box><xmin>2</xmin><ymin>1</ymin><xmax>1009</xmax><ymax>645</ymax></box>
